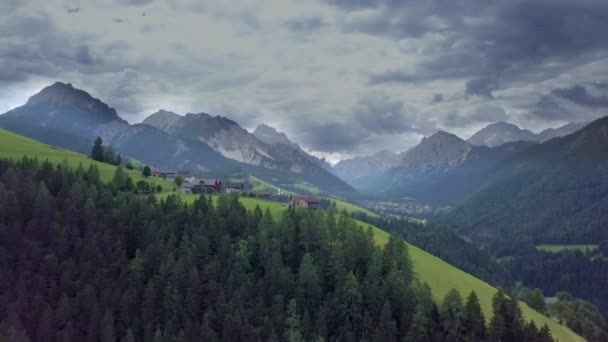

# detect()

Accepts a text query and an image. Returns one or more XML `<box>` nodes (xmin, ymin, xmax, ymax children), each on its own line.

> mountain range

<box><xmin>0</xmin><ymin>82</ymin><xmax>354</xmax><ymax>195</ymax></box>
<box><xmin>333</xmin><ymin>120</ymin><xmax>586</xmax><ymax>197</ymax></box>
<box><xmin>446</xmin><ymin>116</ymin><xmax>608</xmax><ymax>251</ymax></box>
<box><xmin>467</xmin><ymin>121</ymin><xmax>586</xmax><ymax>147</ymax></box>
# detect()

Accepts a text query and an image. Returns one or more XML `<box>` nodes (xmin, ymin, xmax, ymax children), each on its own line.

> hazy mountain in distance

<box><xmin>468</xmin><ymin>121</ymin><xmax>587</xmax><ymax>147</ymax></box>
<box><xmin>468</xmin><ymin>122</ymin><xmax>537</xmax><ymax>147</ymax></box>
<box><xmin>356</xmin><ymin>131</ymin><xmax>535</xmax><ymax>204</ymax></box>
<box><xmin>332</xmin><ymin>150</ymin><xmax>400</xmax><ymax>184</ymax></box>
<box><xmin>536</xmin><ymin>121</ymin><xmax>587</xmax><ymax>142</ymax></box>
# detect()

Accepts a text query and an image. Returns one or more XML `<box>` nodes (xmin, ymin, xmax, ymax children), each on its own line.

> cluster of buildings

<box><xmin>151</xmin><ymin>168</ymin><xmax>322</xmax><ymax>210</ymax></box>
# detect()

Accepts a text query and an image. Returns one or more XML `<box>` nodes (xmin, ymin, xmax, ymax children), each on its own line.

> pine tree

<box><xmin>91</xmin><ymin>137</ymin><xmax>105</xmax><ymax>162</ymax></box>
<box><xmin>463</xmin><ymin>291</ymin><xmax>485</xmax><ymax>340</ymax></box>
<box><xmin>296</xmin><ymin>253</ymin><xmax>321</xmax><ymax>313</ymax></box>
<box><xmin>440</xmin><ymin>289</ymin><xmax>465</xmax><ymax>342</ymax></box>
<box><xmin>142</xmin><ymin>165</ymin><xmax>152</xmax><ymax>177</ymax></box>
<box><xmin>100</xmin><ymin>308</ymin><xmax>115</xmax><ymax>342</ymax></box>
<box><xmin>373</xmin><ymin>300</ymin><xmax>397</xmax><ymax>342</ymax></box>
<box><xmin>284</xmin><ymin>299</ymin><xmax>303</xmax><ymax>342</ymax></box>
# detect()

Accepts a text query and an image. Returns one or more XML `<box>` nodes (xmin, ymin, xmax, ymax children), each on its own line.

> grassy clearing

<box><xmin>536</xmin><ymin>244</ymin><xmax>599</xmax><ymax>253</ymax></box>
<box><xmin>0</xmin><ymin>128</ymin><xmax>174</xmax><ymax>190</ymax></box>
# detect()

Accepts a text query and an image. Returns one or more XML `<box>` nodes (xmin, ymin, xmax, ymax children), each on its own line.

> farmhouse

<box><xmin>152</xmin><ymin>169</ymin><xmax>191</xmax><ymax>182</ymax></box>
<box><xmin>260</xmin><ymin>190</ymin><xmax>273</xmax><ymax>200</ymax></box>
<box><xmin>201</xmin><ymin>178</ymin><xmax>222</xmax><ymax>193</ymax></box>
<box><xmin>292</xmin><ymin>195</ymin><xmax>320</xmax><ymax>210</ymax></box>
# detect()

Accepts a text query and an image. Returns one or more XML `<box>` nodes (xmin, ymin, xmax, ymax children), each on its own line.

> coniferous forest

<box><xmin>0</xmin><ymin>157</ymin><xmax>553</xmax><ymax>341</ymax></box>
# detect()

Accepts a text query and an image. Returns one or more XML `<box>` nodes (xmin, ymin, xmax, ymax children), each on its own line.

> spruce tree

<box><xmin>463</xmin><ymin>290</ymin><xmax>485</xmax><ymax>340</ymax></box>
<box><xmin>91</xmin><ymin>136</ymin><xmax>105</xmax><ymax>162</ymax></box>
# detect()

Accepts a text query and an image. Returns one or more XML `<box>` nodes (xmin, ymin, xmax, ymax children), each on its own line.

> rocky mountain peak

<box><xmin>142</xmin><ymin>110</ymin><xmax>181</xmax><ymax>130</ymax></box>
<box><xmin>253</xmin><ymin>124</ymin><xmax>299</xmax><ymax>149</ymax></box>
<box><xmin>402</xmin><ymin>131</ymin><xmax>471</xmax><ymax>169</ymax></box>
<box><xmin>25</xmin><ymin>82</ymin><xmax>123</xmax><ymax>122</ymax></box>
<box><xmin>468</xmin><ymin>122</ymin><xmax>537</xmax><ymax>147</ymax></box>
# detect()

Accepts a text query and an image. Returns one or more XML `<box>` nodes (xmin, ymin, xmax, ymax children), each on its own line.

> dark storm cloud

<box><xmin>551</xmin><ymin>84</ymin><xmax>608</xmax><ymax>108</ymax></box>
<box><xmin>356</xmin><ymin>0</ymin><xmax>608</xmax><ymax>92</ymax></box>
<box><xmin>353</xmin><ymin>95</ymin><xmax>413</xmax><ymax>134</ymax></box>
<box><xmin>432</xmin><ymin>94</ymin><xmax>443</xmax><ymax>103</ymax></box>
<box><xmin>292</xmin><ymin>95</ymin><xmax>433</xmax><ymax>152</ymax></box>
<box><xmin>0</xmin><ymin>13</ymin><xmax>110</xmax><ymax>83</ymax></box>
<box><xmin>299</xmin><ymin>122</ymin><xmax>365</xmax><ymax>152</ymax></box>
<box><xmin>465</xmin><ymin>78</ymin><xmax>498</xmax><ymax>99</ymax></box>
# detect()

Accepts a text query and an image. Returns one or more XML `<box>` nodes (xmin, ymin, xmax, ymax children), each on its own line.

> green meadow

<box><xmin>0</xmin><ymin>128</ymin><xmax>174</xmax><ymax>190</ymax></box>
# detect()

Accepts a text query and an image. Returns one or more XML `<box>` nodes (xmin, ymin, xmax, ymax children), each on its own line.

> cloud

<box><xmin>67</xmin><ymin>7</ymin><xmax>80</xmax><ymax>14</ymax></box>
<box><xmin>2</xmin><ymin>0</ymin><xmax>608</xmax><ymax>158</ymax></box>
<box><xmin>465</xmin><ymin>78</ymin><xmax>498</xmax><ymax>99</ymax></box>
<box><xmin>284</xmin><ymin>16</ymin><xmax>325</xmax><ymax>32</ymax></box>
<box><xmin>353</xmin><ymin>94</ymin><xmax>414</xmax><ymax>134</ymax></box>
<box><xmin>551</xmin><ymin>84</ymin><xmax>608</xmax><ymax>108</ymax></box>
<box><xmin>444</xmin><ymin>104</ymin><xmax>508</xmax><ymax>127</ymax></box>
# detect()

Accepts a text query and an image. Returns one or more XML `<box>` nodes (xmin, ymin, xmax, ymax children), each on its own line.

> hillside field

<box><xmin>0</xmin><ymin>128</ymin><xmax>174</xmax><ymax>189</ymax></box>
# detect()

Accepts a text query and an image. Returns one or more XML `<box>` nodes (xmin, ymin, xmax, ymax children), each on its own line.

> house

<box><xmin>292</xmin><ymin>195</ymin><xmax>320</xmax><ymax>210</ymax></box>
<box><xmin>201</xmin><ymin>178</ymin><xmax>222</xmax><ymax>193</ymax></box>
<box><xmin>260</xmin><ymin>190</ymin><xmax>273</xmax><ymax>200</ymax></box>
<box><xmin>225</xmin><ymin>183</ymin><xmax>245</xmax><ymax>194</ymax></box>
<box><xmin>152</xmin><ymin>169</ymin><xmax>191</xmax><ymax>182</ymax></box>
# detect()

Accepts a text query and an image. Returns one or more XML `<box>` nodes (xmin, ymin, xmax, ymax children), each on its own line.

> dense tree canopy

<box><xmin>0</xmin><ymin>157</ymin><xmax>554</xmax><ymax>341</ymax></box>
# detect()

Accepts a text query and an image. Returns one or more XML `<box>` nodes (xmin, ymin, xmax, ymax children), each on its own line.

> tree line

<box><xmin>0</xmin><ymin>157</ymin><xmax>553</xmax><ymax>341</ymax></box>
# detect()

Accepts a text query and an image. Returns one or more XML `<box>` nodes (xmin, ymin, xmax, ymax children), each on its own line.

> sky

<box><xmin>2</xmin><ymin>0</ymin><xmax>608</xmax><ymax>163</ymax></box>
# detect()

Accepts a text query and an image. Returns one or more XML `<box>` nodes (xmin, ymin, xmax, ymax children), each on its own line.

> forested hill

<box><xmin>445</xmin><ymin>116</ymin><xmax>608</xmax><ymax>254</ymax></box>
<box><xmin>0</xmin><ymin>158</ymin><xmax>560</xmax><ymax>341</ymax></box>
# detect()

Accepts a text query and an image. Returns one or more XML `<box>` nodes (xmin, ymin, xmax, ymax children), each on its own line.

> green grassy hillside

<box><xmin>0</xmin><ymin>128</ymin><xmax>581</xmax><ymax>341</ymax></box>
<box><xmin>0</xmin><ymin>128</ymin><xmax>173</xmax><ymax>189</ymax></box>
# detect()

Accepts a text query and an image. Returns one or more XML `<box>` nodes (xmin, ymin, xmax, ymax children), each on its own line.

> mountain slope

<box><xmin>0</xmin><ymin>128</ymin><xmax>172</xmax><ymax>188</ymax></box>
<box><xmin>144</xmin><ymin>112</ymin><xmax>355</xmax><ymax>195</ymax></box>
<box><xmin>447</xmin><ymin>116</ymin><xmax>608</xmax><ymax>248</ymax></box>
<box><xmin>536</xmin><ymin>121</ymin><xmax>587</xmax><ymax>142</ymax></box>
<box><xmin>253</xmin><ymin>123</ymin><xmax>332</xmax><ymax>170</ymax></box>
